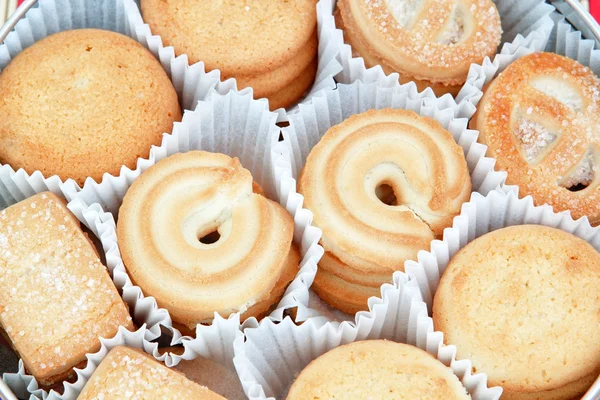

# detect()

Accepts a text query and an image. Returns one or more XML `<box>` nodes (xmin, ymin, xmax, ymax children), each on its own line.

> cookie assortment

<box><xmin>0</xmin><ymin>1</ymin><xmax>599</xmax><ymax>400</ymax></box>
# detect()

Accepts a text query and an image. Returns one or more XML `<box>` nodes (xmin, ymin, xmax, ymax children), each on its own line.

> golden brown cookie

<box><xmin>0</xmin><ymin>29</ymin><xmax>181</xmax><ymax>186</ymax></box>
<box><xmin>433</xmin><ymin>225</ymin><xmax>600</xmax><ymax>400</ymax></box>
<box><xmin>336</xmin><ymin>0</ymin><xmax>502</xmax><ymax>96</ymax></box>
<box><xmin>472</xmin><ymin>52</ymin><xmax>600</xmax><ymax>224</ymax></box>
<box><xmin>78</xmin><ymin>346</ymin><xmax>224</xmax><ymax>399</ymax></box>
<box><xmin>0</xmin><ymin>192</ymin><xmax>133</xmax><ymax>387</ymax></box>
<box><xmin>141</xmin><ymin>0</ymin><xmax>318</xmax><ymax>109</ymax></box>
<box><xmin>298</xmin><ymin>108</ymin><xmax>471</xmax><ymax>313</ymax></box>
<box><xmin>287</xmin><ymin>340</ymin><xmax>471</xmax><ymax>399</ymax></box>
<box><xmin>117</xmin><ymin>151</ymin><xmax>299</xmax><ymax>331</ymax></box>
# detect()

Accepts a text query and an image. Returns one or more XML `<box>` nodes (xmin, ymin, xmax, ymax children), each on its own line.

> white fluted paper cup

<box><xmin>233</xmin><ymin>274</ymin><xmax>503</xmax><ymax>400</ymax></box>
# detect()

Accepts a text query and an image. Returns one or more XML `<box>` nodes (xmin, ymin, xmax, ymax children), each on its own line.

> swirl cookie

<box><xmin>433</xmin><ymin>225</ymin><xmax>600</xmax><ymax>400</ymax></box>
<box><xmin>287</xmin><ymin>340</ymin><xmax>471</xmax><ymax>399</ymax></box>
<box><xmin>336</xmin><ymin>0</ymin><xmax>502</xmax><ymax>96</ymax></box>
<box><xmin>298</xmin><ymin>109</ymin><xmax>471</xmax><ymax>313</ymax></box>
<box><xmin>141</xmin><ymin>0</ymin><xmax>318</xmax><ymax>110</ymax></box>
<box><xmin>78</xmin><ymin>346</ymin><xmax>224</xmax><ymax>399</ymax></box>
<box><xmin>472</xmin><ymin>52</ymin><xmax>600</xmax><ymax>224</ymax></box>
<box><xmin>0</xmin><ymin>29</ymin><xmax>181</xmax><ymax>185</ymax></box>
<box><xmin>117</xmin><ymin>151</ymin><xmax>299</xmax><ymax>332</ymax></box>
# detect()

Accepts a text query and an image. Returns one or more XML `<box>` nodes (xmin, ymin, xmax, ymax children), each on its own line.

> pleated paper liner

<box><xmin>314</xmin><ymin>0</ymin><xmax>555</xmax><ymax>116</ymax></box>
<box><xmin>546</xmin><ymin>10</ymin><xmax>600</xmax><ymax>75</ymax></box>
<box><xmin>279</xmin><ymin>79</ymin><xmax>515</xmax><ymax>322</ymax></box>
<box><xmin>64</xmin><ymin>87</ymin><xmax>324</xmax><ymax>370</ymax></box>
<box><xmin>233</xmin><ymin>273</ymin><xmax>503</xmax><ymax>400</ymax></box>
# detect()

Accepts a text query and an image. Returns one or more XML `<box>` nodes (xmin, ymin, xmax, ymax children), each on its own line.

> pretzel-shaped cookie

<box><xmin>118</xmin><ymin>151</ymin><xmax>298</xmax><ymax>330</ymax></box>
<box><xmin>299</xmin><ymin>109</ymin><xmax>471</xmax><ymax>313</ymax></box>
<box><xmin>337</xmin><ymin>0</ymin><xmax>501</xmax><ymax>94</ymax></box>
<box><xmin>472</xmin><ymin>52</ymin><xmax>600</xmax><ymax>223</ymax></box>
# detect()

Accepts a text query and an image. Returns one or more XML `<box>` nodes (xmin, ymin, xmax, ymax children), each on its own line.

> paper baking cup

<box><xmin>4</xmin><ymin>326</ymin><xmax>171</xmax><ymax>400</ymax></box>
<box><xmin>0</xmin><ymin>197</ymin><xmax>174</xmax><ymax>399</ymax></box>
<box><xmin>233</xmin><ymin>273</ymin><xmax>503</xmax><ymax>400</ymax></box>
<box><xmin>64</xmin><ymin>88</ymin><xmax>324</xmax><ymax>343</ymax></box>
<box><xmin>0</xmin><ymin>0</ymin><xmax>229</xmax><ymax>199</ymax></box>
<box><xmin>545</xmin><ymin>10</ymin><xmax>600</xmax><ymax>75</ymax></box>
<box><xmin>279</xmin><ymin>79</ymin><xmax>514</xmax><ymax>320</ymax></box>
<box><xmin>315</xmin><ymin>0</ymin><xmax>555</xmax><ymax>116</ymax></box>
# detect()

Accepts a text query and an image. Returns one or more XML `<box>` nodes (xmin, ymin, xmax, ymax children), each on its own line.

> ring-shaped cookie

<box><xmin>299</xmin><ymin>109</ymin><xmax>471</xmax><ymax>313</ymax></box>
<box><xmin>118</xmin><ymin>151</ymin><xmax>299</xmax><ymax>330</ymax></box>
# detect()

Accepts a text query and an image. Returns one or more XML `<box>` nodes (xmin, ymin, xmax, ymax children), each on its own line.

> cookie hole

<box><xmin>565</xmin><ymin>182</ymin><xmax>589</xmax><ymax>192</ymax></box>
<box><xmin>559</xmin><ymin>151</ymin><xmax>594</xmax><ymax>192</ymax></box>
<box><xmin>375</xmin><ymin>184</ymin><xmax>398</xmax><ymax>206</ymax></box>
<box><xmin>85</xmin><ymin>45</ymin><xmax>92</xmax><ymax>52</ymax></box>
<box><xmin>198</xmin><ymin>230</ymin><xmax>221</xmax><ymax>244</ymax></box>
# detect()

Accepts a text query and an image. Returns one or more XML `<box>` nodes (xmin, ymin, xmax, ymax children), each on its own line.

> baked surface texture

<box><xmin>286</xmin><ymin>340</ymin><xmax>471</xmax><ymax>399</ymax></box>
<box><xmin>117</xmin><ymin>151</ymin><xmax>298</xmax><ymax>330</ymax></box>
<box><xmin>78</xmin><ymin>346</ymin><xmax>224</xmax><ymax>399</ymax></box>
<box><xmin>141</xmin><ymin>0</ymin><xmax>318</xmax><ymax>109</ymax></box>
<box><xmin>472</xmin><ymin>52</ymin><xmax>600</xmax><ymax>224</ymax></box>
<box><xmin>336</xmin><ymin>0</ymin><xmax>501</xmax><ymax>96</ymax></box>
<box><xmin>433</xmin><ymin>225</ymin><xmax>600</xmax><ymax>400</ymax></box>
<box><xmin>0</xmin><ymin>29</ymin><xmax>181</xmax><ymax>185</ymax></box>
<box><xmin>0</xmin><ymin>192</ymin><xmax>133</xmax><ymax>387</ymax></box>
<box><xmin>298</xmin><ymin>108</ymin><xmax>471</xmax><ymax>313</ymax></box>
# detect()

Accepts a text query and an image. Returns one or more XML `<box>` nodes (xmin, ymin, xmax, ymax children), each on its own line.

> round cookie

<box><xmin>117</xmin><ymin>151</ymin><xmax>299</xmax><ymax>332</ymax></box>
<box><xmin>433</xmin><ymin>225</ymin><xmax>600</xmax><ymax>400</ymax></box>
<box><xmin>298</xmin><ymin>108</ymin><xmax>472</xmax><ymax>313</ymax></box>
<box><xmin>141</xmin><ymin>0</ymin><xmax>318</xmax><ymax>109</ymax></box>
<box><xmin>471</xmin><ymin>52</ymin><xmax>600</xmax><ymax>224</ymax></box>
<box><xmin>335</xmin><ymin>0</ymin><xmax>502</xmax><ymax>96</ymax></box>
<box><xmin>287</xmin><ymin>340</ymin><xmax>471</xmax><ymax>399</ymax></box>
<box><xmin>0</xmin><ymin>29</ymin><xmax>181</xmax><ymax>185</ymax></box>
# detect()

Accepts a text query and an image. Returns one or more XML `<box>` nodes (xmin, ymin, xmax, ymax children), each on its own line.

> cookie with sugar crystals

<box><xmin>0</xmin><ymin>192</ymin><xmax>133</xmax><ymax>387</ymax></box>
<box><xmin>336</xmin><ymin>0</ymin><xmax>502</xmax><ymax>96</ymax></box>
<box><xmin>472</xmin><ymin>52</ymin><xmax>600</xmax><ymax>224</ymax></box>
<box><xmin>78</xmin><ymin>346</ymin><xmax>224</xmax><ymax>399</ymax></box>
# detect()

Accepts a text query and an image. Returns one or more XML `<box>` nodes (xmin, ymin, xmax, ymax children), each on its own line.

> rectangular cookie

<box><xmin>78</xmin><ymin>346</ymin><xmax>225</xmax><ymax>399</ymax></box>
<box><xmin>0</xmin><ymin>192</ymin><xmax>133</xmax><ymax>387</ymax></box>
